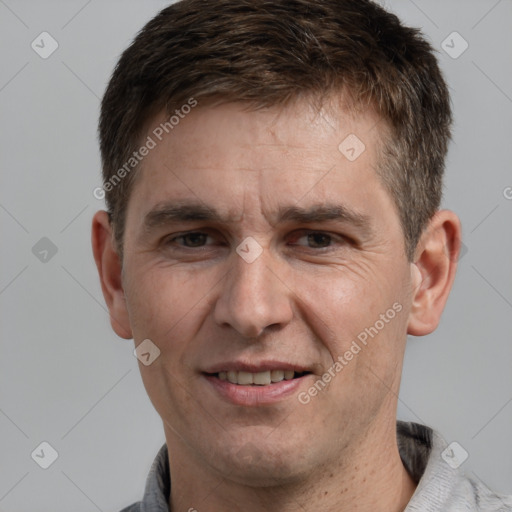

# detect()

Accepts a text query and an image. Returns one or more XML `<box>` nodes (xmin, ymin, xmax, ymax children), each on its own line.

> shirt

<box><xmin>120</xmin><ymin>421</ymin><xmax>512</xmax><ymax>511</ymax></box>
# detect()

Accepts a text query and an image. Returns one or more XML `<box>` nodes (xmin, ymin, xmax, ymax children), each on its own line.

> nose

<box><xmin>213</xmin><ymin>248</ymin><xmax>293</xmax><ymax>338</ymax></box>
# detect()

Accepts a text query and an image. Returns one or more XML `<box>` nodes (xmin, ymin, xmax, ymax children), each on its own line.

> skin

<box><xmin>92</xmin><ymin>97</ymin><xmax>461</xmax><ymax>512</ymax></box>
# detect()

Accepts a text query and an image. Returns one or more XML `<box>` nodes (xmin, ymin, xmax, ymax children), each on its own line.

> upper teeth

<box><xmin>218</xmin><ymin>370</ymin><xmax>296</xmax><ymax>385</ymax></box>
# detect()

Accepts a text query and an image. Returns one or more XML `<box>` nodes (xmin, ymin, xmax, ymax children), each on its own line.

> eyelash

<box><xmin>164</xmin><ymin>230</ymin><xmax>346</xmax><ymax>252</ymax></box>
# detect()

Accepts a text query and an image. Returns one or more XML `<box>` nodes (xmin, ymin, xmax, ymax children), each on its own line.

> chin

<box><xmin>212</xmin><ymin>437</ymin><xmax>311</xmax><ymax>487</ymax></box>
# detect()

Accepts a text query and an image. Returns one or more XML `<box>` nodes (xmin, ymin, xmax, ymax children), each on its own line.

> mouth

<box><xmin>207</xmin><ymin>369</ymin><xmax>312</xmax><ymax>386</ymax></box>
<box><xmin>202</xmin><ymin>364</ymin><xmax>314</xmax><ymax>405</ymax></box>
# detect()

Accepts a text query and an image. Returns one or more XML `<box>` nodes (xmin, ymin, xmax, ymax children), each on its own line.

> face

<box><xmin>118</xmin><ymin>98</ymin><xmax>415</xmax><ymax>484</ymax></box>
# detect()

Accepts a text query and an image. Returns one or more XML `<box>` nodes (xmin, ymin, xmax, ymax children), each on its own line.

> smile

<box><xmin>203</xmin><ymin>368</ymin><xmax>313</xmax><ymax>406</ymax></box>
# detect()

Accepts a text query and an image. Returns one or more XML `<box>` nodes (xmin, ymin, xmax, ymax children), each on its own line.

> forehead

<box><xmin>125</xmin><ymin>98</ymin><xmax>397</xmax><ymax>232</ymax></box>
<box><xmin>146</xmin><ymin>97</ymin><xmax>383</xmax><ymax>167</ymax></box>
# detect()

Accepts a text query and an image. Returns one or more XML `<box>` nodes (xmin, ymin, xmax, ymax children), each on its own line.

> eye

<box><xmin>303</xmin><ymin>232</ymin><xmax>332</xmax><ymax>249</ymax></box>
<box><xmin>167</xmin><ymin>231</ymin><xmax>212</xmax><ymax>248</ymax></box>
<box><xmin>290</xmin><ymin>230</ymin><xmax>344</xmax><ymax>250</ymax></box>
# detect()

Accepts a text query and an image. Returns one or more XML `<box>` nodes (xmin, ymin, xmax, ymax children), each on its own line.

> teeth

<box><xmin>253</xmin><ymin>371</ymin><xmax>271</xmax><ymax>385</ymax></box>
<box><xmin>270</xmin><ymin>370</ymin><xmax>284</xmax><ymax>382</ymax></box>
<box><xmin>238</xmin><ymin>371</ymin><xmax>253</xmax><ymax>385</ymax></box>
<box><xmin>217</xmin><ymin>370</ymin><xmax>301</xmax><ymax>385</ymax></box>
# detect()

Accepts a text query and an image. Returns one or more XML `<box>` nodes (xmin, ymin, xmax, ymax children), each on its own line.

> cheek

<box><xmin>295</xmin><ymin>264</ymin><xmax>382</xmax><ymax>338</ymax></box>
<box><xmin>123</xmin><ymin>265</ymin><xmax>216</xmax><ymax>419</ymax></box>
<box><xmin>296</xmin><ymin>261</ymin><xmax>408</xmax><ymax>373</ymax></box>
<box><xmin>123</xmin><ymin>263</ymin><xmax>213</xmax><ymax>344</ymax></box>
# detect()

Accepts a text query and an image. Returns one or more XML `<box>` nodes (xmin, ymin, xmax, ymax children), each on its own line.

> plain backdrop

<box><xmin>0</xmin><ymin>0</ymin><xmax>511</xmax><ymax>510</ymax></box>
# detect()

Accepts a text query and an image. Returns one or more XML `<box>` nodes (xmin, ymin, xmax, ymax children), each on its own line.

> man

<box><xmin>91</xmin><ymin>0</ymin><xmax>512</xmax><ymax>510</ymax></box>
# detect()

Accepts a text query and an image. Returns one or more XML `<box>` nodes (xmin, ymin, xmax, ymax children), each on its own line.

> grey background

<box><xmin>0</xmin><ymin>0</ymin><xmax>511</xmax><ymax>510</ymax></box>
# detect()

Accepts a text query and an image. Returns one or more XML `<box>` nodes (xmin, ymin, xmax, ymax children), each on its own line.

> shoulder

<box><xmin>117</xmin><ymin>443</ymin><xmax>170</xmax><ymax>512</ymax></box>
<box><xmin>452</xmin><ymin>477</ymin><xmax>512</xmax><ymax>512</ymax></box>
<box><xmin>399</xmin><ymin>421</ymin><xmax>512</xmax><ymax>511</ymax></box>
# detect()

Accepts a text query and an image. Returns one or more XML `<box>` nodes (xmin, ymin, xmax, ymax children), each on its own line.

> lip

<box><xmin>203</xmin><ymin>372</ymin><xmax>312</xmax><ymax>406</ymax></box>
<box><xmin>204</xmin><ymin>360</ymin><xmax>313</xmax><ymax>374</ymax></box>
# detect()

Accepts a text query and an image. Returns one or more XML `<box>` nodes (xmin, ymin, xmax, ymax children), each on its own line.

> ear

<box><xmin>407</xmin><ymin>209</ymin><xmax>462</xmax><ymax>336</ymax></box>
<box><xmin>91</xmin><ymin>211</ymin><xmax>133</xmax><ymax>339</ymax></box>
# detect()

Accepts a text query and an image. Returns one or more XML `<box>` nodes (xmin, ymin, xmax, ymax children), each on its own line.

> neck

<box><xmin>165</xmin><ymin>417</ymin><xmax>417</xmax><ymax>512</ymax></box>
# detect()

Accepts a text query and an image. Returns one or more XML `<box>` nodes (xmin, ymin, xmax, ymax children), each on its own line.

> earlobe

<box><xmin>407</xmin><ymin>210</ymin><xmax>462</xmax><ymax>337</ymax></box>
<box><xmin>91</xmin><ymin>211</ymin><xmax>133</xmax><ymax>339</ymax></box>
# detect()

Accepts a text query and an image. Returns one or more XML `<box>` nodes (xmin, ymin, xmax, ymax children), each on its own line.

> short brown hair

<box><xmin>99</xmin><ymin>0</ymin><xmax>452</xmax><ymax>261</ymax></box>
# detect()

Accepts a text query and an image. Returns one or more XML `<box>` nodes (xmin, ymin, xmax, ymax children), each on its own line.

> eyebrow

<box><xmin>143</xmin><ymin>200</ymin><xmax>373</xmax><ymax>235</ymax></box>
<box><xmin>277</xmin><ymin>204</ymin><xmax>371</xmax><ymax>231</ymax></box>
<box><xmin>144</xmin><ymin>202</ymin><xmax>220</xmax><ymax>228</ymax></box>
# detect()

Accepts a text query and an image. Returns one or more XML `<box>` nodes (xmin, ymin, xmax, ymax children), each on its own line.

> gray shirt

<box><xmin>120</xmin><ymin>421</ymin><xmax>512</xmax><ymax>511</ymax></box>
